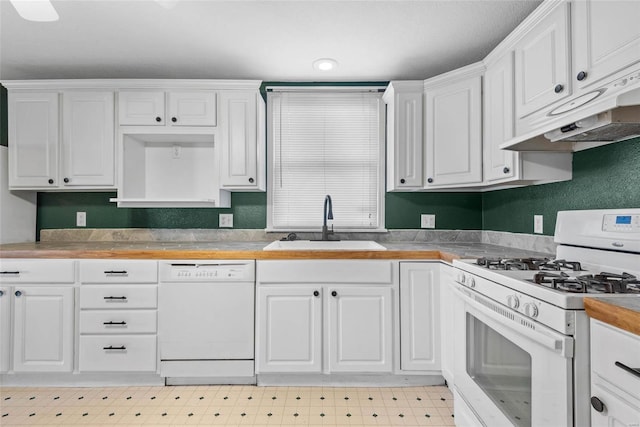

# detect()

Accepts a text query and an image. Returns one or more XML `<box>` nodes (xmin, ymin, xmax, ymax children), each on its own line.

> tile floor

<box><xmin>0</xmin><ymin>385</ymin><xmax>455</xmax><ymax>426</ymax></box>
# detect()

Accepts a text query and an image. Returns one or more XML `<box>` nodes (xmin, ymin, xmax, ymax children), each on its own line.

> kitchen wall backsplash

<box><xmin>482</xmin><ymin>136</ymin><xmax>640</xmax><ymax>235</ymax></box>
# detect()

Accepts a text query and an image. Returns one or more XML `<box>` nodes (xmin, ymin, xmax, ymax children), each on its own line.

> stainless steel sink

<box><xmin>263</xmin><ymin>240</ymin><xmax>387</xmax><ymax>251</ymax></box>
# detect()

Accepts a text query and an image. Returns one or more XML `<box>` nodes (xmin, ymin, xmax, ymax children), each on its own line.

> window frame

<box><xmin>265</xmin><ymin>87</ymin><xmax>387</xmax><ymax>233</ymax></box>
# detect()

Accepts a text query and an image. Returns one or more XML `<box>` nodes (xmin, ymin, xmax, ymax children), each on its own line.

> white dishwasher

<box><xmin>158</xmin><ymin>260</ymin><xmax>255</xmax><ymax>385</ymax></box>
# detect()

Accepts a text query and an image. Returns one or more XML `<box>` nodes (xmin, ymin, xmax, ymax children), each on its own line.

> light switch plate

<box><xmin>534</xmin><ymin>215</ymin><xmax>543</xmax><ymax>234</ymax></box>
<box><xmin>219</xmin><ymin>213</ymin><xmax>233</xmax><ymax>228</ymax></box>
<box><xmin>421</xmin><ymin>214</ymin><xmax>436</xmax><ymax>229</ymax></box>
<box><xmin>76</xmin><ymin>211</ymin><xmax>86</xmax><ymax>227</ymax></box>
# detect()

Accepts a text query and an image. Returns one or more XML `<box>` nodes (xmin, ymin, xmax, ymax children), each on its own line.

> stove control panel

<box><xmin>603</xmin><ymin>214</ymin><xmax>640</xmax><ymax>232</ymax></box>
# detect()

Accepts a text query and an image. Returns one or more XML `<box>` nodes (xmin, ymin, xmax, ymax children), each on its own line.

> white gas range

<box><xmin>450</xmin><ymin>209</ymin><xmax>640</xmax><ymax>427</ymax></box>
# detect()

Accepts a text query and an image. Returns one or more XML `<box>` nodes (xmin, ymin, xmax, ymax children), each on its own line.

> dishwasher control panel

<box><xmin>160</xmin><ymin>261</ymin><xmax>255</xmax><ymax>282</ymax></box>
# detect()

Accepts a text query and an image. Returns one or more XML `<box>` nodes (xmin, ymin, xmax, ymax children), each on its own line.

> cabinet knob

<box><xmin>155</xmin><ymin>116</ymin><xmax>162</xmax><ymax>122</ymax></box>
<box><xmin>63</xmin><ymin>177</ymin><xmax>70</xmax><ymax>183</ymax></box>
<box><xmin>503</xmin><ymin>167</ymin><xmax>510</xmax><ymax>174</ymax></box>
<box><xmin>313</xmin><ymin>290</ymin><xmax>319</xmax><ymax>297</ymax></box>
<box><xmin>400</xmin><ymin>178</ymin><xmax>406</xmax><ymax>184</ymax></box>
<box><xmin>590</xmin><ymin>396</ymin><xmax>605</xmax><ymax>413</ymax></box>
<box><xmin>331</xmin><ymin>291</ymin><xmax>338</xmax><ymax>297</ymax></box>
<box><xmin>427</xmin><ymin>177</ymin><xmax>433</xmax><ymax>184</ymax></box>
<box><xmin>248</xmin><ymin>177</ymin><xmax>254</xmax><ymax>183</ymax></box>
<box><xmin>554</xmin><ymin>84</ymin><xmax>564</xmax><ymax>93</ymax></box>
<box><xmin>48</xmin><ymin>178</ymin><xmax>54</xmax><ymax>184</ymax></box>
<box><xmin>0</xmin><ymin>290</ymin><xmax>4</xmax><ymax>297</ymax></box>
<box><xmin>171</xmin><ymin>117</ymin><xmax>177</xmax><ymax>123</ymax></box>
<box><xmin>577</xmin><ymin>71</ymin><xmax>588</xmax><ymax>81</ymax></box>
<box><xmin>15</xmin><ymin>290</ymin><xmax>22</xmax><ymax>297</ymax></box>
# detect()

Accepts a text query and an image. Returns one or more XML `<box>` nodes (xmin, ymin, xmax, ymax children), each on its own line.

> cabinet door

<box><xmin>400</xmin><ymin>263</ymin><xmax>440</xmax><ymax>371</ymax></box>
<box><xmin>514</xmin><ymin>2</ymin><xmax>571</xmax><ymax>119</ymax></box>
<box><xmin>387</xmin><ymin>90</ymin><xmax>423</xmax><ymax>190</ymax></box>
<box><xmin>256</xmin><ymin>286</ymin><xmax>322</xmax><ymax>373</ymax></box>
<box><xmin>0</xmin><ymin>287</ymin><xmax>10</xmax><ymax>373</ymax></box>
<box><xmin>12</xmin><ymin>286</ymin><xmax>74</xmax><ymax>372</ymax></box>
<box><xmin>591</xmin><ymin>383</ymin><xmax>640</xmax><ymax>427</ymax></box>
<box><xmin>168</xmin><ymin>91</ymin><xmax>217</xmax><ymax>126</ymax></box>
<box><xmin>118</xmin><ymin>91</ymin><xmax>165</xmax><ymax>125</ymax></box>
<box><xmin>62</xmin><ymin>91</ymin><xmax>115</xmax><ymax>187</ymax></box>
<box><xmin>328</xmin><ymin>286</ymin><xmax>392</xmax><ymax>373</ymax></box>
<box><xmin>425</xmin><ymin>76</ymin><xmax>482</xmax><ymax>187</ymax></box>
<box><xmin>220</xmin><ymin>91</ymin><xmax>261</xmax><ymax>189</ymax></box>
<box><xmin>8</xmin><ymin>92</ymin><xmax>59</xmax><ymax>188</ymax></box>
<box><xmin>483</xmin><ymin>53</ymin><xmax>519</xmax><ymax>183</ymax></box>
<box><xmin>573</xmin><ymin>0</ymin><xmax>640</xmax><ymax>90</ymax></box>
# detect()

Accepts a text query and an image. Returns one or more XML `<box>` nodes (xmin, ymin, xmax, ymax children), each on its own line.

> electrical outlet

<box><xmin>219</xmin><ymin>213</ymin><xmax>233</xmax><ymax>228</ymax></box>
<box><xmin>534</xmin><ymin>215</ymin><xmax>543</xmax><ymax>234</ymax></box>
<box><xmin>421</xmin><ymin>214</ymin><xmax>436</xmax><ymax>229</ymax></box>
<box><xmin>76</xmin><ymin>211</ymin><xmax>86</xmax><ymax>227</ymax></box>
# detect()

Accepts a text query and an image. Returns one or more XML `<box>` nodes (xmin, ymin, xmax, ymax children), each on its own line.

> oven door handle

<box><xmin>454</xmin><ymin>284</ymin><xmax>574</xmax><ymax>357</ymax></box>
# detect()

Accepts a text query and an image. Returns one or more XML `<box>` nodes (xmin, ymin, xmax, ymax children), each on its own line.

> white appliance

<box><xmin>158</xmin><ymin>260</ymin><xmax>255</xmax><ymax>385</ymax></box>
<box><xmin>0</xmin><ymin>146</ymin><xmax>36</xmax><ymax>244</ymax></box>
<box><xmin>451</xmin><ymin>209</ymin><xmax>640</xmax><ymax>427</ymax></box>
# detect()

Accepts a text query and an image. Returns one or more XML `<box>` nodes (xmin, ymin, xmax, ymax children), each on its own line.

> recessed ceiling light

<box><xmin>10</xmin><ymin>0</ymin><xmax>59</xmax><ymax>22</ymax></box>
<box><xmin>313</xmin><ymin>58</ymin><xmax>338</xmax><ymax>71</ymax></box>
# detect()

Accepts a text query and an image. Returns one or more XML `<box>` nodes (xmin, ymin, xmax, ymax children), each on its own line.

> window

<box><xmin>267</xmin><ymin>89</ymin><xmax>385</xmax><ymax>232</ymax></box>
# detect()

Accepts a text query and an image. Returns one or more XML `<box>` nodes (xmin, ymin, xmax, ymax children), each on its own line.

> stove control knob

<box><xmin>507</xmin><ymin>295</ymin><xmax>520</xmax><ymax>309</ymax></box>
<box><xmin>467</xmin><ymin>277</ymin><xmax>476</xmax><ymax>288</ymax></box>
<box><xmin>523</xmin><ymin>303</ymin><xmax>539</xmax><ymax>318</ymax></box>
<box><xmin>457</xmin><ymin>273</ymin><xmax>465</xmax><ymax>284</ymax></box>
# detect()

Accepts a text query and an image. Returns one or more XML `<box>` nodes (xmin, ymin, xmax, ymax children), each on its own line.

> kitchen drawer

<box><xmin>80</xmin><ymin>285</ymin><xmax>157</xmax><ymax>309</ymax></box>
<box><xmin>80</xmin><ymin>310</ymin><xmax>157</xmax><ymax>334</ymax></box>
<box><xmin>79</xmin><ymin>260</ymin><xmax>157</xmax><ymax>284</ymax></box>
<box><xmin>591</xmin><ymin>319</ymin><xmax>640</xmax><ymax>399</ymax></box>
<box><xmin>257</xmin><ymin>260</ymin><xmax>394</xmax><ymax>284</ymax></box>
<box><xmin>0</xmin><ymin>260</ymin><xmax>75</xmax><ymax>283</ymax></box>
<box><xmin>79</xmin><ymin>335</ymin><xmax>157</xmax><ymax>372</ymax></box>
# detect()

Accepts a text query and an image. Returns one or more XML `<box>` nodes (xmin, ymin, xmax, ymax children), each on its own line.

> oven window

<box><xmin>467</xmin><ymin>313</ymin><xmax>532</xmax><ymax>427</ymax></box>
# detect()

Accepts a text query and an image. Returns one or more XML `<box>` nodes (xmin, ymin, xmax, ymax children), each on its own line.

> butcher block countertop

<box><xmin>584</xmin><ymin>297</ymin><xmax>640</xmax><ymax>336</ymax></box>
<box><xmin>0</xmin><ymin>241</ymin><xmax>551</xmax><ymax>262</ymax></box>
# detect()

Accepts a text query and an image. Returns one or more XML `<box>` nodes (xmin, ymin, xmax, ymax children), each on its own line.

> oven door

<box><xmin>452</xmin><ymin>283</ymin><xmax>574</xmax><ymax>427</ymax></box>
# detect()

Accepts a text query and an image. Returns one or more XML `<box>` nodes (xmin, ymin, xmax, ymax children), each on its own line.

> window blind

<box><xmin>268</xmin><ymin>91</ymin><xmax>384</xmax><ymax>231</ymax></box>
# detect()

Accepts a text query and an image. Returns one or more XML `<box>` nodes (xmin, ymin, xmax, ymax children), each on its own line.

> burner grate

<box><xmin>530</xmin><ymin>271</ymin><xmax>640</xmax><ymax>294</ymax></box>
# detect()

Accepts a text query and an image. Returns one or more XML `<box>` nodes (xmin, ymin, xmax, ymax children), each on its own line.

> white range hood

<box><xmin>501</xmin><ymin>67</ymin><xmax>640</xmax><ymax>152</ymax></box>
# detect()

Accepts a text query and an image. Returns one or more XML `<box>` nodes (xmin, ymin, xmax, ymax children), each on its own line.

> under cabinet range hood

<box><xmin>501</xmin><ymin>67</ymin><xmax>640</xmax><ymax>152</ymax></box>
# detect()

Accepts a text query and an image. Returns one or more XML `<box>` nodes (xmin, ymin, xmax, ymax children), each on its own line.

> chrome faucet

<box><xmin>321</xmin><ymin>195</ymin><xmax>334</xmax><ymax>241</ymax></box>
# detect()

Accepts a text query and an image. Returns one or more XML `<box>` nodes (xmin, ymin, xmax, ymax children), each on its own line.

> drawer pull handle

<box><xmin>0</xmin><ymin>271</ymin><xmax>20</xmax><ymax>275</ymax></box>
<box><xmin>104</xmin><ymin>296</ymin><xmax>127</xmax><ymax>301</ymax></box>
<box><xmin>615</xmin><ymin>361</ymin><xmax>640</xmax><ymax>378</ymax></box>
<box><xmin>103</xmin><ymin>346</ymin><xmax>126</xmax><ymax>351</ymax></box>
<box><xmin>104</xmin><ymin>270</ymin><xmax>128</xmax><ymax>277</ymax></box>
<box><xmin>103</xmin><ymin>321</ymin><xmax>127</xmax><ymax>326</ymax></box>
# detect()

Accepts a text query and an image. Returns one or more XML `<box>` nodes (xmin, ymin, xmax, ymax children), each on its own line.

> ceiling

<box><xmin>0</xmin><ymin>0</ymin><xmax>542</xmax><ymax>82</ymax></box>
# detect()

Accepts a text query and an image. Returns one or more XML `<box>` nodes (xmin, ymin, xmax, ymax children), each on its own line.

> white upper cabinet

<box><xmin>62</xmin><ymin>91</ymin><xmax>115</xmax><ymax>187</ymax></box>
<box><xmin>514</xmin><ymin>1</ymin><xmax>571</xmax><ymax>119</ymax></box>
<box><xmin>119</xmin><ymin>90</ymin><xmax>217</xmax><ymax>127</ymax></box>
<box><xmin>219</xmin><ymin>90</ymin><xmax>266</xmax><ymax>191</ymax></box>
<box><xmin>572</xmin><ymin>0</ymin><xmax>640</xmax><ymax>90</ymax></box>
<box><xmin>424</xmin><ymin>65</ymin><xmax>483</xmax><ymax>187</ymax></box>
<box><xmin>383</xmin><ymin>81</ymin><xmax>424</xmax><ymax>190</ymax></box>
<box><xmin>8</xmin><ymin>90</ymin><xmax>115</xmax><ymax>190</ymax></box>
<box><xmin>484</xmin><ymin>52</ymin><xmax>518</xmax><ymax>182</ymax></box>
<box><xmin>8</xmin><ymin>92</ymin><xmax>59</xmax><ymax>188</ymax></box>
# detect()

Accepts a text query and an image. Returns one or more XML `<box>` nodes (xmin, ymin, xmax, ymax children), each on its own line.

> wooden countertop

<box><xmin>584</xmin><ymin>297</ymin><xmax>640</xmax><ymax>336</ymax></box>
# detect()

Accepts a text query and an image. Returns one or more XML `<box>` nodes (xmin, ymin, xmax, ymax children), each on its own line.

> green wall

<box><xmin>482</xmin><ymin>136</ymin><xmax>640</xmax><ymax>235</ymax></box>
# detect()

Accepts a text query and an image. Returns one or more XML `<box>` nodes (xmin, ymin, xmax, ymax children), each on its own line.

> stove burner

<box><xmin>538</xmin><ymin>259</ymin><xmax>583</xmax><ymax>272</ymax></box>
<box><xmin>476</xmin><ymin>257</ymin><xmax>551</xmax><ymax>271</ymax></box>
<box><xmin>530</xmin><ymin>271</ymin><xmax>640</xmax><ymax>293</ymax></box>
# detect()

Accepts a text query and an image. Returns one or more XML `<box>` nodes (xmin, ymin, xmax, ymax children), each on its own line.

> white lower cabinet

<box><xmin>0</xmin><ymin>259</ymin><xmax>76</xmax><ymax>374</ymax></box>
<box><xmin>256</xmin><ymin>260</ymin><xmax>396</xmax><ymax>375</ymax></box>
<box><xmin>257</xmin><ymin>286</ymin><xmax>322</xmax><ymax>373</ymax></box>
<box><xmin>400</xmin><ymin>262</ymin><xmax>440</xmax><ymax>372</ymax></box>
<box><xmin>13</xmin><ymin>286</ymin><xmax>75</xmax><ymax>372</ymax></box>
<box><xmin>590</xmin><ymin>319</ymin><xmax>640</xmax><ymax>426</ymax></box>
<box><xmin>78</xmin><ymin>260</ymin><xmax>158</xmax><ymax>373</ymax></box>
